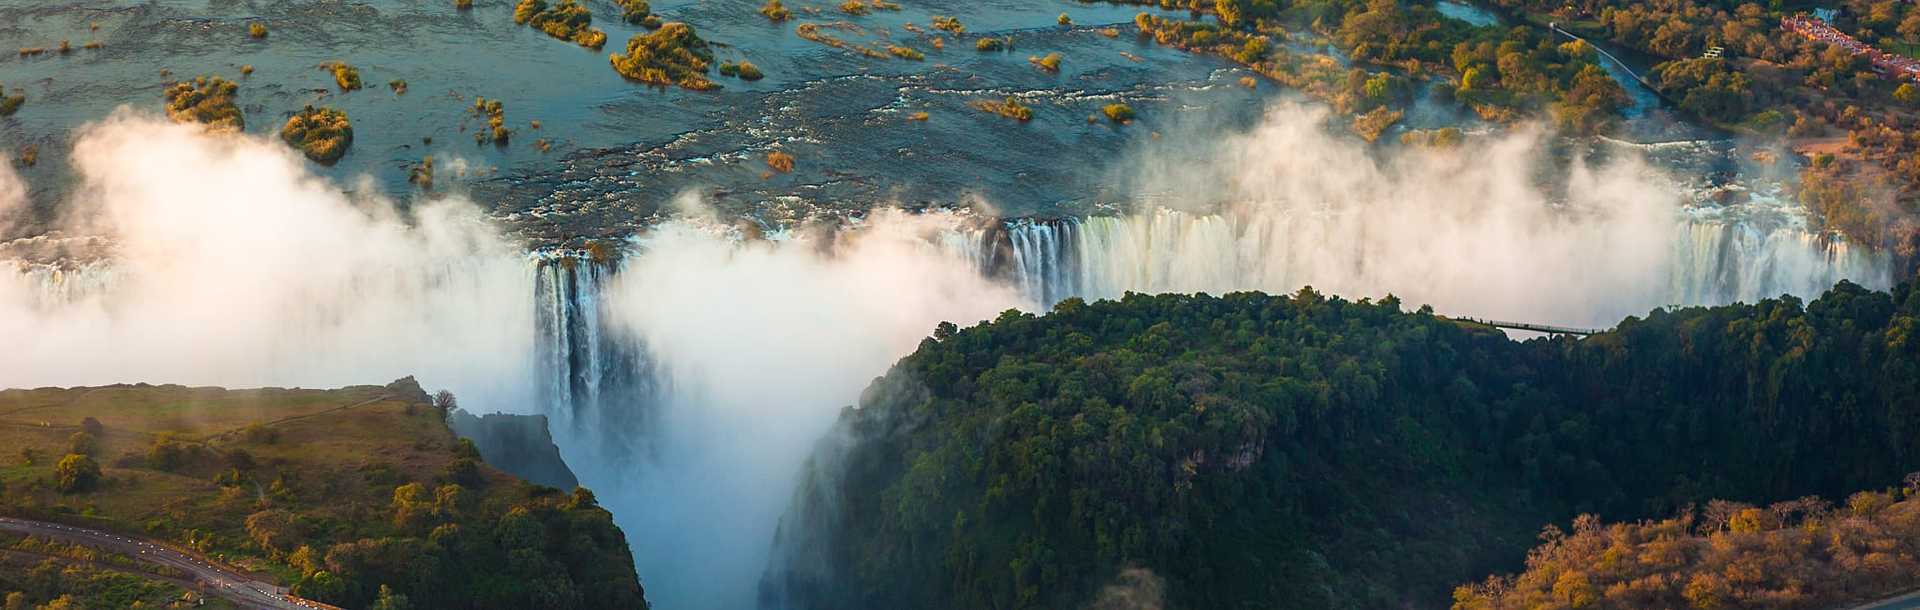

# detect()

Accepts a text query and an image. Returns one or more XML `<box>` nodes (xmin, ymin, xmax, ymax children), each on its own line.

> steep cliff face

<box><xmin>449</xmin><ymin>409</ymin><xmax>582</xmax><ymax>490</ymax></box>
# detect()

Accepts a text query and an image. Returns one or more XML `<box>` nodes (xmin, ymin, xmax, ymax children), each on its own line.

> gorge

<box><xmin>0</xmin><ymin>100</ymin><xmax>1894</xmax><ymax>608</ymax></box>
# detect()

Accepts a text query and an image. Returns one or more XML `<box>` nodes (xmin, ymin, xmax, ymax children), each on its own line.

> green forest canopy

<box><xmin>766</xmin><ymin>280</ymin><xmax>1920</xmax><ymax>610</ymax></box>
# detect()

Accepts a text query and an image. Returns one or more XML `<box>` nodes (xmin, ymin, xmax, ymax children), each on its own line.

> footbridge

<box><xmin>1459</xmin><ymin>317</ymin><xmax>1601</xmax><ymax>336</ymax></box>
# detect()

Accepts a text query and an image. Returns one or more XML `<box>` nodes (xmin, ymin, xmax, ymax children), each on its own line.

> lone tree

<box><xmin>432</xmin><ymin>390</ymin><xmax>458</xmax><ymax>415</ymax></box>
<box><xmin>66</xmin><ymin>431</ymin><xmax>97</xmax><ymax>457</ymax></box>
<box><xmin>79</xmin><ymin>417</ymin><xmax>103</xmax><ymax>437</ymax></box>
<box><xmin>54</xmin><ymin>454</ymin><xmax>101</xmax><ymax>493</ymax></box>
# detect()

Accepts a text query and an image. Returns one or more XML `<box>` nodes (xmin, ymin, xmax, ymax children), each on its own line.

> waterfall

<box><xmin>949</xmin><ymin>209</ymin><xmax>1893</xmax><ymax>326</ymax></box>
<box><xmin>533</xmin><ymin>254</ymin><xmax>659</xmax><ymax>463</ymax></box>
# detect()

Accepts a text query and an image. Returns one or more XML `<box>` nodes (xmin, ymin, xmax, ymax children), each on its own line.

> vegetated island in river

<box><xmin>765</xmin><ymin>279</ymin><xmax>1920</xmax><ymax>610</ymax></box>
<box><xmin>0</xmin><ymin>378</ymin><xmax>647</xmax><ymax>610</ymax></box>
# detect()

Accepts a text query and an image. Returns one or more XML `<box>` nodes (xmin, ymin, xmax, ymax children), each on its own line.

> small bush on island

<box><xmin>609</xmin><ymin>23</ymin><xmax>717</xmax><ymax>91</ymax></box>
<box><xmin>513</xmin><ymin>0</ymin><xmax>608</xmax><ymax>49</ymax></box>
<box><xmin>455</xmin><ymin>0</ymin><xmax>472</xmax><ymax>9</ymax></box>
<box><xmin>15</xmin><ymin>144</ymin><xmax>35</xmax><ymax>167</ymax></box>
<box><xmin>971</xmin><ymin>96</ymin><xmax>1032</xmax><ymax>121</ymax></box>
<box><xmin>760</xmin><ymin>0</ymin><xmax>790</xmax><ymax>22</ymax></box>
<box><xmin>766</xmin><ymin>150</ymin><xmax>794</xmax><ymax>173</ymax></box>
<box><xmin>888</xmin><ymin>45</ymin><xmax>923</xmax><ymax>61</ymax></box>
<box><xmin>0</xmin><ymin>85</ymin><xmax>23</xmax><ymax>116</ymax></box>
<box><xmin>280</xmin><ymin>105</ymin><xmax>353</xmax><ymax>164</ymax></box>
<box><xmin>931</xmin><ymin>15</ymin><xmax>964</xmax><ymax>34</ymax></box>
<box><xmin>1030</xmin><ymin>51</ymin><xmax>1061</xmax><ymax>72</ymax></box>
<box><xmin>248</xmin><ymin>22</ymin><xmax>268</xmax><ymax>39</ymax></box>
<box><xmin>240</xmin><ymin>64</ymin><xmax>254</xmax><ymax>76</ymax></box>
<box><xmin>1350</xmin><ymin>106</ymin><xmax>1402</xmax><ymax>143</ymax></box>
<box><xmin>388</xmin><ymin>79</ymin><xmax>407</xmax><ymax>94</ymax></box>
<box><xmin>320</xmin><ymin>61</ymin><xmax>361</xmax><ymax>91</ymax></box>
<box><xmin>719</xmin><ymin>60</ymin><xmax>765</xmax><ymax>80</ymax></box>
<box><xmin>163</xmin><ymin>76</ymin><xmax>244</xmax><ymax>132</ymax></box>
<box><xmin>1102</xmin><ymin>102</ymin><xmax>1134</xmax><ymax>123</ymax></box>
<box><xmin>975</xmin><ymin>36</ymin><xmax>1009</xmax><ymax>52</ymax></box>
<box><xmin>410</xmin><ymin>156</ymin><xmax>434</xmax><ymax>187</ymax></box>
<box><xmin>471</xmin><ymin>97</ymin><xmax>510</xmax><ymax>144</ymax></box>
<box><xmin>838</xmin><ymin>0</ymin><xmax>868</xmax><ymax>15</ymax></box>
<box><xmin>1058</xmin><ymin>13</ymin><xmax>1072</xmax><ymax>26</ymax></box>
<box><xmin>614</xmin><ymin>0</ymin><xmax>660</xmax><ymax>27</ymax></box>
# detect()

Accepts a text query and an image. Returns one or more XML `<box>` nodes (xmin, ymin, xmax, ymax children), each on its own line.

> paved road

<box><xmin>0</xmin><ymin>516</ymin><xmax>322</xmax><ymax>609</ymax></box>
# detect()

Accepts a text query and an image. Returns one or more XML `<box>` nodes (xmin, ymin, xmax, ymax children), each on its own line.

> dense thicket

<box><xmin>1456</xmin><ymin>485</ymin><xmax>1920</xmax><ymax>609</ymax></box>
<box><xmin>764</xmin><ymin>280</ymin><xmax>1920</xmax><ymax>610</ymax></box>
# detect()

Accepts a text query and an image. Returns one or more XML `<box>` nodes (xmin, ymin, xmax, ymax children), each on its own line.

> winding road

<box><xmin>0</xmin><ymin>516</ymin><xmax>330</xmax><ymax>609</ymax></box>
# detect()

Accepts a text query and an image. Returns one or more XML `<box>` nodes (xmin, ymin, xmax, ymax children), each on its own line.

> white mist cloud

<box><xmin>586</xmin><ymin>208</ymin><xmax>1026</xmax><ymax>610</ymax></box>
<box><xmin>0</xmin><ymin>111</ymin><xmax>537</xmax><ymax>411</ymax></box>
<box><xmin>1089</xmin><ymin>102</ymin><xmax>1880</xmax><ymax>326</ymax></box>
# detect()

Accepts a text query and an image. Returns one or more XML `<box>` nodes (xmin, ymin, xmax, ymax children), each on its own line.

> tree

<box><xmin>1897</xmin><ymin>83</ymin><xmax>1918</xmax><ymax>105</ymax></box>
<box><xmin>53</xmin><ymin>454</ymin><xmax>100</xmax><ymax>493</ymax></box>
<box><xmin>147</xmin><ymin>433</ymin><xmax>187</xmax><ymax>471</ymax></box>
<box><xmin>66</xmin><ymin>431</ymin><xmax>96</xmax><ymax>457</ymax></box>
<box><xmin>373</xmin><ymin>585</ymin><xmax>413</xmax><ymax>610</ymax></box>
<box><xmin>79</xmin><ymin>417</ymin><xmax>103</xmax><ymax>437</ymax></box>
<box><xmin>432</xmin><ymin>390</ymin><xmax>458</xmax><ymax>415</ymax></box>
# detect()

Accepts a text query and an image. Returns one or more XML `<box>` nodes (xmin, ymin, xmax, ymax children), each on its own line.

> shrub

<box><xmin>839</xmin><ymin>0</ymin><xmax>869</xmax><ymax>15</ymax></box>
<box><xmin>388</xmin><ymin>79</ymin><xmax>407</xmax><ymax>94</ymax></box>
<box><xmin>931</xmin><ymin>15</ymin><xmax>964</xmax><ymax>34</ymax></box>
<box><xmin>0</xmin><ymin>86</ymin><xmax>23</xmax><ymax>116</ymax></box>
<box><xmin>976</xmin><ymin>37</ymin><xmax>1005</xmax><ymax>52</ymax></box>
<box><xmin>760</xmin><ymin>0</ymin><xmax>791</xmax><ymax>21</ymax></box>
<box><xmin>455</xmin><ymin>0</ymin><xmax>472</xmax><ymax>9</ymax></box>
<box><xmin>471</xmin><ymin>97</ymin><xmax>510</xmax><ymax>144</ymax></box>
<box><xmin>249</xmin><ymin>23</ymin><xmax>268</xmax><ymax>39</ymax></box>
<box><xmin>162</xmin><ymin>76</ymin><xmax>244</xmax><ymax>132</ymax></box>
<box><xmin>1058</xmin><ymin>13</ymin><xmax>1072</xmax><ymax>26</ymax></box>
<box><xmin>513</xmin><ymin>0</ymin><xmax>607</xmax><ymax>49</ymax></box>
<box><xmin>1102</xmin><ymin>103</ymin><xmax>1134</xmax><ymax>123</ymax></box>
<box><xmin>614</xmin><ymin>0</ymin><xmax>652</xmax><ymax>25</ymax></box>
<box><xmin>971</xmin><ymin>96</ymin><xmax>1032</xmax><ymax>121</ymax></box>
<box><xmin>1030</xmin><ymin>52</ymin><xmax>1061</xmax><ymax>72</ymax></box>
<box><xmin>888</xmin><ymin>45</ymin><xmax>924</xmax><ymax>61</ymax></box>
<box><xmin>766</xmin><ymin>150</ymin><xmax>794</xmax><ymax>173</ymax></box>
<box><xmin>320</xmin><ymin>61</ymin><xmax>361</xmax><ymax>91</ymax></box>
<box><xmin>54</xmin><ymin>454</ymin><xmax>101</xmax><ymax>494</ymax></box>
<box><xmin>280</xmin><ymin>106</ymin><xmax>354</xmax><ymax>163</ymax></box>
<box><xmin>67</xmin><ymin>432</ymin><xmax>97</xmax><ymax>457</ymax></box>
<box><xmin>719</xmin><ymin>60</ymin><xmax>765</xmax><ymax>80</ymax></box>
<box><xmin>609</xmin><ymin>23</ymin><xmax>717</xmax><ymax>91</ymax></box>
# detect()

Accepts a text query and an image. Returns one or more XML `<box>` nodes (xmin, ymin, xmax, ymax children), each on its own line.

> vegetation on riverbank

<box><xmin>280</xmin><ymin>105</ymin><xmax>353</xmax><ymax>163</ymax></box>
<box><xmin>162</xmin><ymin>76</ymin><xmax>244</xmax><ymax>132</ymax></box>
<box><xmin>769</xmin><ymin>280</ymin><xmax>1920</xmax><ymax>609</ymax></box>
<box><xmin>1122</xmin><ymin>0</ymin><xmax>1629</xmax><ymax>139</ymax></box>
<box><xmin>0</xmin><ymin>379</ymin><xmax>647</xmax><ymax>610</ymax></box>
<box><xmin>610</xmin><ymin>23</ymin><xmax>717</xmax><ymax>91</ymax></box>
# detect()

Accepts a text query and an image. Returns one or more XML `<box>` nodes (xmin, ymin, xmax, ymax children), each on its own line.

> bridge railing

<box><xmin>1459</xmin><ymin>317</ymin><xmax>1600</xmax><ymax>336</ymax></box>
